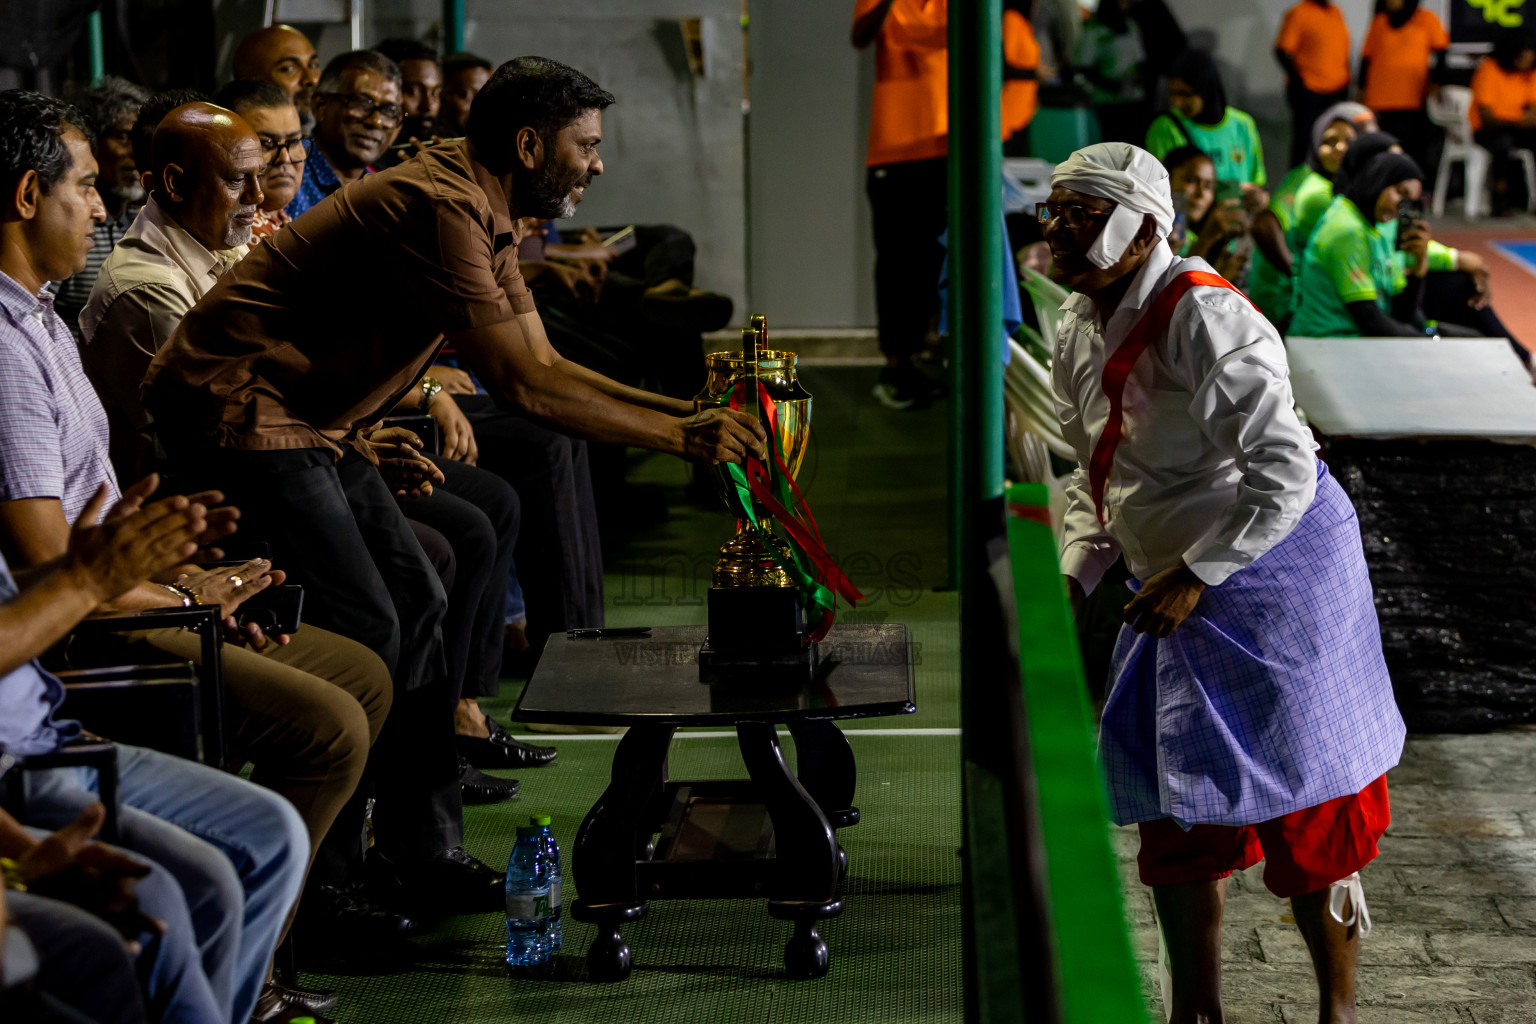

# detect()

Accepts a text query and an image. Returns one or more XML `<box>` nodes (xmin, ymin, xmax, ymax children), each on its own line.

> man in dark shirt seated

<box><xmin>144</xmin><ymin>55</ymin><xmax>763</xmax><ymax>917</ymax></box>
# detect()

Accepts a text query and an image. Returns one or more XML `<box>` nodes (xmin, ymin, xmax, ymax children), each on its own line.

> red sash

<box><xmin>1088</xmin><ymin>270</ymin><xmax>1252</xmax><ymax>524</ymax></box>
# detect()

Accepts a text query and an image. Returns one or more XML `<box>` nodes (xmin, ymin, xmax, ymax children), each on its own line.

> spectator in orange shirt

<box><xmin>1357</xmin><ymin>0</ymin><xmax>1450</xmax><ymax>175</ymax></box>
<box><xmin>853</xmin><ymin>0</ymin><xmax>949</xmax><ymax>410</ymax></box>
<box><xmin>1275</xmin><ymin>0</ymin><xmax>1352</xmax><ymax>167</ymax></box>
<box><xmin>1001</xmin><ymin>1</ymin><xmax>1041</xmax><ymax>158</ymax></box>
<box><xmin>1471</xmin><ymin>32</ymin><xmax>1536</xmax><ymax>215</ymax></box>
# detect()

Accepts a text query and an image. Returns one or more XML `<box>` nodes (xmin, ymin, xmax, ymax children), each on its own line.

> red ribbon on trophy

<box><xmin>725</xmin><ymin>380</ymin><xmax>864</xmax><ymax>642</ymax></box>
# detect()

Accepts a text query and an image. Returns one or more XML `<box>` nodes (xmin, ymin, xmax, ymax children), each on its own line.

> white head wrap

<box><xmin>1050</xmin><ymin>142</ymin><xmax>1176</xmax><ymax>269</ymax></box>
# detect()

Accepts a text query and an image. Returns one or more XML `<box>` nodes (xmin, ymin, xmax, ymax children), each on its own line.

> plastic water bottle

<box><xmin>531</xmin><ymin>814</ymin><xmax>563</xmax><ymax>953</ymax></box>
<box><xmin>504</xmin><ymin>825</ymin><xmax>550</xmax><ymax>967</ymax></box>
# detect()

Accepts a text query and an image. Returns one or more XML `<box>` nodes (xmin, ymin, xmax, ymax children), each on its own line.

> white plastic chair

<box><xmin>1429</xmin><ymin>86</ymin><xmax>1490</xmax><ymax>218</ymax></box>
<box><xmin>1429</xmin><ymin>85</ymin><xmax>1536</xmax><ymax>217</ymax></box>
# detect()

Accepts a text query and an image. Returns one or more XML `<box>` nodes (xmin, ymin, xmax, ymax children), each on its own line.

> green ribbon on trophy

<box><xmin>726</xmin><ymin>379</ymin><xmax>865</xmax><ymax>642</ymax></box>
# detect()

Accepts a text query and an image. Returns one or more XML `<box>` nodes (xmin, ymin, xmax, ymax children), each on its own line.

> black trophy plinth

<box><xmin>698</xmin><ymin>586</ymin><xmax>817</xmax><ymax>684</ymax></box>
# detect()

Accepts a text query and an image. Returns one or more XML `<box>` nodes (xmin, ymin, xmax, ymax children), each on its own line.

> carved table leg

<box><xmin>786</xmin><ymin>719</ymin><xmax>860</xmax><ymax>829</ymax></box>
<box><xmin>570</xmin><ymin>723</ymin><xmax>674</xmax><ymax>981</ymax></box>
<box><xmin>737</xmin><ymin>721</ymin><xmax>843</xmax><ymax>979</ymax></box>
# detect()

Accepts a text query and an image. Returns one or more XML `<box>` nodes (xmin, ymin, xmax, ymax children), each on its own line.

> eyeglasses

<box><xmin>1036</xmin><ymin>202</ymin><xmax>1114</xmax><ymax>230</ymax></box>
<box><xmin>315</xmin><ymin>91</ymin><xmax>404</xmax><ymax>128</ymax></box>
<box><xmin>258</xmin><ymin>135</ymin><xmax>310</xmax><ymax>169</ymax></box>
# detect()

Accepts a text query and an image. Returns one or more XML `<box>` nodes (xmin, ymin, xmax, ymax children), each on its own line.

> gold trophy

<box><xmin>694</xmin><ymin>315</ymin><xmax>817</xmax><ymax>681</ymax></box>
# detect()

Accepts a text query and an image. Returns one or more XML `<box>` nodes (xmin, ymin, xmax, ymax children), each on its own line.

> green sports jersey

<box><xmin>1291</xmin><ymin>195</ymin><xmax>1394</xmax><ymax>337</ymax></box>
<box><xmin>1291</xmin><ymin>196</ymin><xmax>1457</xmax><ymax>337</ymax></box>
<box><xmin>1288</xmin><ymin>170</ymin><xmax>1334</xmax><ymax>257</ymax></box>
<box><xmin>1144</xmin><ymin>108</ymin><xmax>1267</xmax><ymax>186</ymax></box>
<box><xmin>1246</xmin><ymin>164</ymin><xmax>1314</xmax><ymax>323</ymax></box>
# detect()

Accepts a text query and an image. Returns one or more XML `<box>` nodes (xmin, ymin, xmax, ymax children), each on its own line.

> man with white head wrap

<box><xmin>1046</xmin><ymin>143</ymin><xmax>1405</xmax><ymax>1024</ymax></box>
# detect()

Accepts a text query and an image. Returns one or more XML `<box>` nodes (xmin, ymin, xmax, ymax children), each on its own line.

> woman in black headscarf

<box><xmin>1292</xmin><ymin>150</ymin><xmax>1433</xmax><ymax>337</ymax></box>
<box><xmin>1357</xmin><ymin>0</ymin><xmax>1450</xmax><ymax>174</ymax></box>
<box><xmin>1294</xmin><ymin>149</ymin><xmax>1526</xmax><ymax>358</ymax></box>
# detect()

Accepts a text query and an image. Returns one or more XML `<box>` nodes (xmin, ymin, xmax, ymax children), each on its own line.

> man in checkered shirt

<box><xmin>1045</xmin><ymin>143</ymin><xmax>1405</xmax><ymax>1024</ymax></box>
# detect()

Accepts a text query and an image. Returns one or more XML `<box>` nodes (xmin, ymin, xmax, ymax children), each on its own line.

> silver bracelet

<box><xmin>159</xmin><ymin>583</ymin><xmax>192</xmax><ymax>607</ymax></box>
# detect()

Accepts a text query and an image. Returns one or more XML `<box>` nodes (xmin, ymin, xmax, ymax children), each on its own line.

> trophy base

<box><xmin>699</xmin><ymin>586</ymin><xmax>817</xmax><ymax>685</ymax></box>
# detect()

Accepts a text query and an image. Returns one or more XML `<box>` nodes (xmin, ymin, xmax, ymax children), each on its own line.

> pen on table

<box><xmin>567</xmin><ymin>626</ymin><xmax>652</xmax><ymax>638</ymax></box>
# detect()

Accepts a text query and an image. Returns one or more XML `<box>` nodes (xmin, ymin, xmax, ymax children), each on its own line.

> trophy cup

<box><xmin>695</xmin><ymin>314</ymin><xmax>817</xmax><ymax>683</ymax></box>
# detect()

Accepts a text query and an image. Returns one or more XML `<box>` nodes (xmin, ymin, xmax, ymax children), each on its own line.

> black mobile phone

<box><xmin>236</xmin><ymin>585</ymin><xmax>305</xmax><ymax>635</ymax></box>
<box><xmin>1397</xmin><ymin>198</ymin><xmax>1426</xmax><ymax>249</ymax></box>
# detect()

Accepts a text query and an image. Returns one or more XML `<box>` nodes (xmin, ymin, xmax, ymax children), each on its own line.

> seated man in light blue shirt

<box><xmin>0</xmin><ymin>89</ymin><xmax>310</xmax><ymax>1024</ymax></box>
<box><xmin>0</xmin><ymin>469</ymin><xmax>306</xmax><ymax>1024</ymax></box>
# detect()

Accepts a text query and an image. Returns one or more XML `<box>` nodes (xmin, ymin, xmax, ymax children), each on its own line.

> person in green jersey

<box><xmin>1248</xmin><ymin>102</ymin><xmax>1377</xmax><ymax>328</ymax></box>
<box><xmin>1290</xmin><ymin>130</ymin><xmax>1397</xmax><ymax>267</ymax></box>
<box><xmin>1145</xmin><ymin>49</ymin><xmax>1267</xmax><ymax>198</ymax></box>
<box><xmin>1292</xmin><ymin>150</ymin><xmax>1467</xmax><ymax>337</ymax></box>
<box><xmin>1163</xmin><ymin>146</ymin><xmax>1250</xmax><ymax>282</ymax></box>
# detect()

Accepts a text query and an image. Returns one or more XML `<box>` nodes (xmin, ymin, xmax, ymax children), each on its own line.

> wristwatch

<box><xmin>420</xmin><ymin>376</ymin><xmax>443</xmax><ymax>408</ymax></box>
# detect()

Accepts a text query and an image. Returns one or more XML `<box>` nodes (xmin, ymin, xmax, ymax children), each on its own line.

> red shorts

<box><xmin>1136</xmin><ymin>776</ymin><xmax>1390</xmax><ymax>899</ymax></box>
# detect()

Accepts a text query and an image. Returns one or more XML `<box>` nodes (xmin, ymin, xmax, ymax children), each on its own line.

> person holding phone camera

<box><xmin>1292</xmin><ymin>149</ymin><xmax>1524</xmax><ymax>363</ymax></box>
<box><xmin>1045</xmin><ymin>142</ymin><xmax>1403</xmax><ymax>1024</ymax></box>
<box><xmin>1163</xmin><ymin>147</ymin><xmax>1251</xmax><ymax>285</ymax></box>
<box><xmin>1291</xmin><ymin>151</ymin><xmax>1441</xmax><ymax>337</ymax></box>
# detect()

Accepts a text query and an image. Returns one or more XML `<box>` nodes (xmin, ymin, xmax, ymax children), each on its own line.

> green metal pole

<box><xmin>952</xmin><ymin>1</ymin><xmax>1012</xmax><ymax>1022</ymax></box>
<box><xmin>443</xmin><ymin>0</ymin><xmax>465</xmax><ymax>54</ymax></box>
<box><xmin>88</xmin><ymin>8</ymin><xmax>106</xmax><ymax>84</ymax></box>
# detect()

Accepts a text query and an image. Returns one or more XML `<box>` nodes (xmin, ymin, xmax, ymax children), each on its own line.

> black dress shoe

<box><xmin>368</xmin><ymin>845</ymin><xmax>504</xmax><ymax>914</ymax></box>
<box><xmin>295</xmin><ymin>882</ymin><xmax>419</xmax><ymax>947</ymax></box>
<box><xmin>250</xmin><ymin>979</ymin><xmax>338</xmax><ymax>1022</ymax></box>
<box><xmin>458</xmin><ymin>755</ymin><xmax>520</xmax><ymax>803</ymax></box>
<box><xmin>457</xmin><ymin>718</ymin><xmax>557</xmax><ymax>770</ymax></box>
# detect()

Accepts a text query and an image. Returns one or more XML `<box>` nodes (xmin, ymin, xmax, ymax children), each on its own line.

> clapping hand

<box><xmin>67</xmin><ymin>476</ymin><xmax>210</xmax><ymax>605</ymax></box>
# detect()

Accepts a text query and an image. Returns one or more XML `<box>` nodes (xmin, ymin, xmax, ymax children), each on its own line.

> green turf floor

<box><xmin>301</xmin><ymin>366</ymin><xmax>962</xmax><ymax>1022</ymax></box>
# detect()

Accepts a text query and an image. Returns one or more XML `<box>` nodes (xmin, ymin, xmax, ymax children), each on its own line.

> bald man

<box><xmin>234</xmin><ymin>24</ymin><xmax>322</xmax><ymax>129</ymax></box>
<box><xmin>81</xmin><ymin>101</ymin><xmax>263</xmax><ymax>473</ymax></box>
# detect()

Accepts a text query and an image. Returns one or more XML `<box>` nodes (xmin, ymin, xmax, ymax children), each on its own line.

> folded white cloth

<box><xmin>1328</xmin><ymin>871</ymin><xmax>1372</xmax><ymax>938</ymax></box>
<box><xmin>1050</xmin><ymin>142</ymin><xmax>1176</xmax><ymax>268</ymax></box>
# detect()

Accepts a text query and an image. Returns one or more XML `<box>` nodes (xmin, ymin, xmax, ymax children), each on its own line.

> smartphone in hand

<box><xmin>1396</xmin><ymin>197</ymin><xmax>1427</xmax><ymax>250</ymax></box>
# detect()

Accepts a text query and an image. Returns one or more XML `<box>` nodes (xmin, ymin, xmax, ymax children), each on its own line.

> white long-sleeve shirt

<box><xmin>1053</xmin><ymin>243</ymin><xmax>1318</xmax><ymax>593</ymax></box>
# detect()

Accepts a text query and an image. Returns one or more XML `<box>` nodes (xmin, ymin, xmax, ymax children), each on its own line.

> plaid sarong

<box><xmin>1099</xmin><ymin>460</ymin><xmax>1406</xmax><ymax>828</ymax></box>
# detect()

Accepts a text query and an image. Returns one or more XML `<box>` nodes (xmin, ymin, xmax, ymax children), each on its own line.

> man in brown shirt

<box><xmin>143</xmin><ymin>56</ymin><xmax>762</xmax><ymax>912</ymax></box>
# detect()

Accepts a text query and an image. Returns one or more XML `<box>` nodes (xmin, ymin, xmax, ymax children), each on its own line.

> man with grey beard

<box><xmin>50</xmin><ymin>76</ymin><xmax>150</xmax><ymax>336</ymax></box>
<box><xmin>80</xmin><ymin>101</ymin><xmax>263</xmax><ymax>478</ymax></box>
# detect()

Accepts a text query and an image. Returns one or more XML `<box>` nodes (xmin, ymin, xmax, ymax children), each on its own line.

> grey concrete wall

<box><xmin>746</xmin><ymin>3</ymin><xmax>877</xmax><ymax>329</ymax></box>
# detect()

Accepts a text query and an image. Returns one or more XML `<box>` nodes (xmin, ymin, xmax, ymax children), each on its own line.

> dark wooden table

<box><xmin>514</xmin><ymin>622</ymin><xmax>916</xmax><ymax>981</ymax></box>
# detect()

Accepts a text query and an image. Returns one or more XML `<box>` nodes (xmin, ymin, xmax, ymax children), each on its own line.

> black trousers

<box><xmin>456</xmin><ymin>396</ymin><xmax>605</xmax><ymax>655</ymax></box>
<box><xmin>1424</xmin><ymin>268</ymin><xmax>1528</xmax><ymax>362</ymax></box>
<box><xmin>401</xmin><ymin>457</ymin><xmax>520</xmax><ymax>700</ymax></box>
<box><xmin>1474</xmin><ymin>126</ymin><xmax>1536</xmax><ymax>212</ymax></box>
<box><xmin>190</xmin><ymin>446</ymin><xmax>461</xmax><ymax>878</ymax></box>
<box><xmin>1287</xmin><ymin>82</ymin><xmax>1349</xmax><ymax>168</ymax></box>
<box><xmin>867</xmin><ymin>156</ymin><xmax>948</xmax><ymax>361</ymax></box>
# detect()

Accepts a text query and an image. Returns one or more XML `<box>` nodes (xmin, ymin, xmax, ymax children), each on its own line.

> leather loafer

<box><xmin>457</xmin><ymin>718</ymin><xmax>557</xmax><ymax>770</ymax></box>
<box><xmin>458</xmin><ymin>755</ymin><xmax>520</xmax><ymax>803</ymax></box>
<box><xmin>368</xmin><ymin>845</ymin><xmax>504</xmax><ymax>915</ymax></box>
<box><xmin>250</xmin><ymin>979</ymin><xmax>338</xmax><ymax>1022</ymax></box>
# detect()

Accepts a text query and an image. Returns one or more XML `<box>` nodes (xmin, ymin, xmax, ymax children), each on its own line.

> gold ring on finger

<box><xmin>228</xmin><ymin>574</ymin><xmax>247</xmax><ymax>588</ymax></box>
